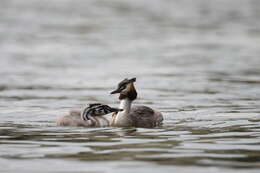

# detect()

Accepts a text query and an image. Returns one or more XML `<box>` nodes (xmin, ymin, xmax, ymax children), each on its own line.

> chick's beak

<box><xmin>111</xmin><ymin>107</ymin><xmax>123</xmax><ymax>112</ymax></box>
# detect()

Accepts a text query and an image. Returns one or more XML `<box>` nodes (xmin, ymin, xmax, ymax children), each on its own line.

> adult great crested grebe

<box><xmin>110</xmin><ymin>78</ymin><xmax>163</xmax><ymax>128</ymax></box>
<box><xmin>57</xmin><ymin>103</ymin><xmax>122</xmax><ymax>127</ymax></box>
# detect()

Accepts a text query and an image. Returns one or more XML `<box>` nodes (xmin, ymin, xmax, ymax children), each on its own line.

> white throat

<box><xmin>113</xmin><ymin>98</ymin><xmax>133</xmax><ymax>126</ymax></box>
<box><xmin>119</xmin><ymin>98</ymin><xmax>132</xmax><ymax>113</ymax></box>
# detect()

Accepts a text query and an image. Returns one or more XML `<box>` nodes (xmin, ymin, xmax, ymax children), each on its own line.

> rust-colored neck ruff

<box><xmin>119</xmin><ymin>83</ymin><xmax>137</xmax><ymax>101</ymax></box>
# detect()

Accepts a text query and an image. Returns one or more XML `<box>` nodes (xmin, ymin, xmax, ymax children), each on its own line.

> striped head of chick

<box><xmin>81</xmin><ymin>103</ymin><xmax>123</xmax><ymax>121</ymax></box>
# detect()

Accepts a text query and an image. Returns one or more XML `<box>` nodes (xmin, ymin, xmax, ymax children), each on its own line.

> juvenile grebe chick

<box><xmin>110</xmin><ymin>78</ymin><xmax>163</xmax><ymax>128</ymax></box>
<box><xmin>57</xmin><ymin>103</ymin><xmax>121</xmax><ymax>127</ymax></box>
<box><xmin>81</xmin><ymin>103</ymin><xmax>123</xmax><ymax>121</ymax></box>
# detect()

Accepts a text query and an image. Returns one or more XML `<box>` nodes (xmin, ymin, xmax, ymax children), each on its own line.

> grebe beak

<box><xmin>110</xmin><ymin>89</ymin><xmax>120</xmax><ymax>94</ymax></box>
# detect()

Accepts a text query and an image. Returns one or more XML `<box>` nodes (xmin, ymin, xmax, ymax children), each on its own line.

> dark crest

<box><xmin>110</xmin><ymin>78</ymin><xmax>136</xmax><ymax>94</ymax></box>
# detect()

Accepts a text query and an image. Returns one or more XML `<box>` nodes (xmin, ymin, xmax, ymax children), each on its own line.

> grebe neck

<box><xmin>119</xmin><ymin>98</ymin><xmax>132</xmax><ymax>113</ymax></box>
<box><xmin>112</xmin><ymin>98</ymin><xmax>133</xmax><ymax>126</ymax></box>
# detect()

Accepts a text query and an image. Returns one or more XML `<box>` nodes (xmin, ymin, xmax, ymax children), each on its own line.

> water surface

<box><xmin>1</xmin><ymin>0</ymin><xmax>260</xmax><ymax>172</ymax></box>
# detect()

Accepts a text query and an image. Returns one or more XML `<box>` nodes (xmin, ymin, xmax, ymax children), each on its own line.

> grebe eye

<box><xmin>119</xmin><ymin>85</ymin><xmax>127</xmax><ymax>91</ymax></box>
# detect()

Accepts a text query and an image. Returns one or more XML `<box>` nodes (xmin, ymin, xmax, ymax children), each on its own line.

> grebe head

<box><xmin>110</xmin><ymin>78</ymin><xmax>137</xmax><ymax>101</ymax></box>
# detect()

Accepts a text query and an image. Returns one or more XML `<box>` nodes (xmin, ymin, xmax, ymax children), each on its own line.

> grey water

<box><xmin>1</xmin><ymin>0</ymin><xmax>260</xmax><ymax>172</ymax></box>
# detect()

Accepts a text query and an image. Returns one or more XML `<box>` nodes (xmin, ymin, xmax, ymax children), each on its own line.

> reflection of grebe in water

<box><xmin>110</xmin><ymin>78</ymin><xmax>163</xmax><ymax>128</ymax></box>
<box><xmin>56</xmin><ymin>103</ymin><xmax>122</xmax><ymax>127</ymax></box>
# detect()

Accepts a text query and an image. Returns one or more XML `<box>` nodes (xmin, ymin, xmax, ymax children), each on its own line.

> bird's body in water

<box><xmin>110</xmin><ymin>78</ymin><xmax>163</xmax><ymax>128</ymax></box>
<box><xmin>57</xmin><ymin>77</ymin><xmax>163</xmax><ymax>128</ymax></box>
<box><xmin>57</xmin><ymin>103</ymin><xmax>122</xmax><ymax>127</ymax></box>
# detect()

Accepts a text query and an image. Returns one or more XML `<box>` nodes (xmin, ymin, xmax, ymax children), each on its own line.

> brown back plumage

<box><xmin>128</xmin><ymin>106</ymin><xmax>163</xmax><ymax>128</ymax></box>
